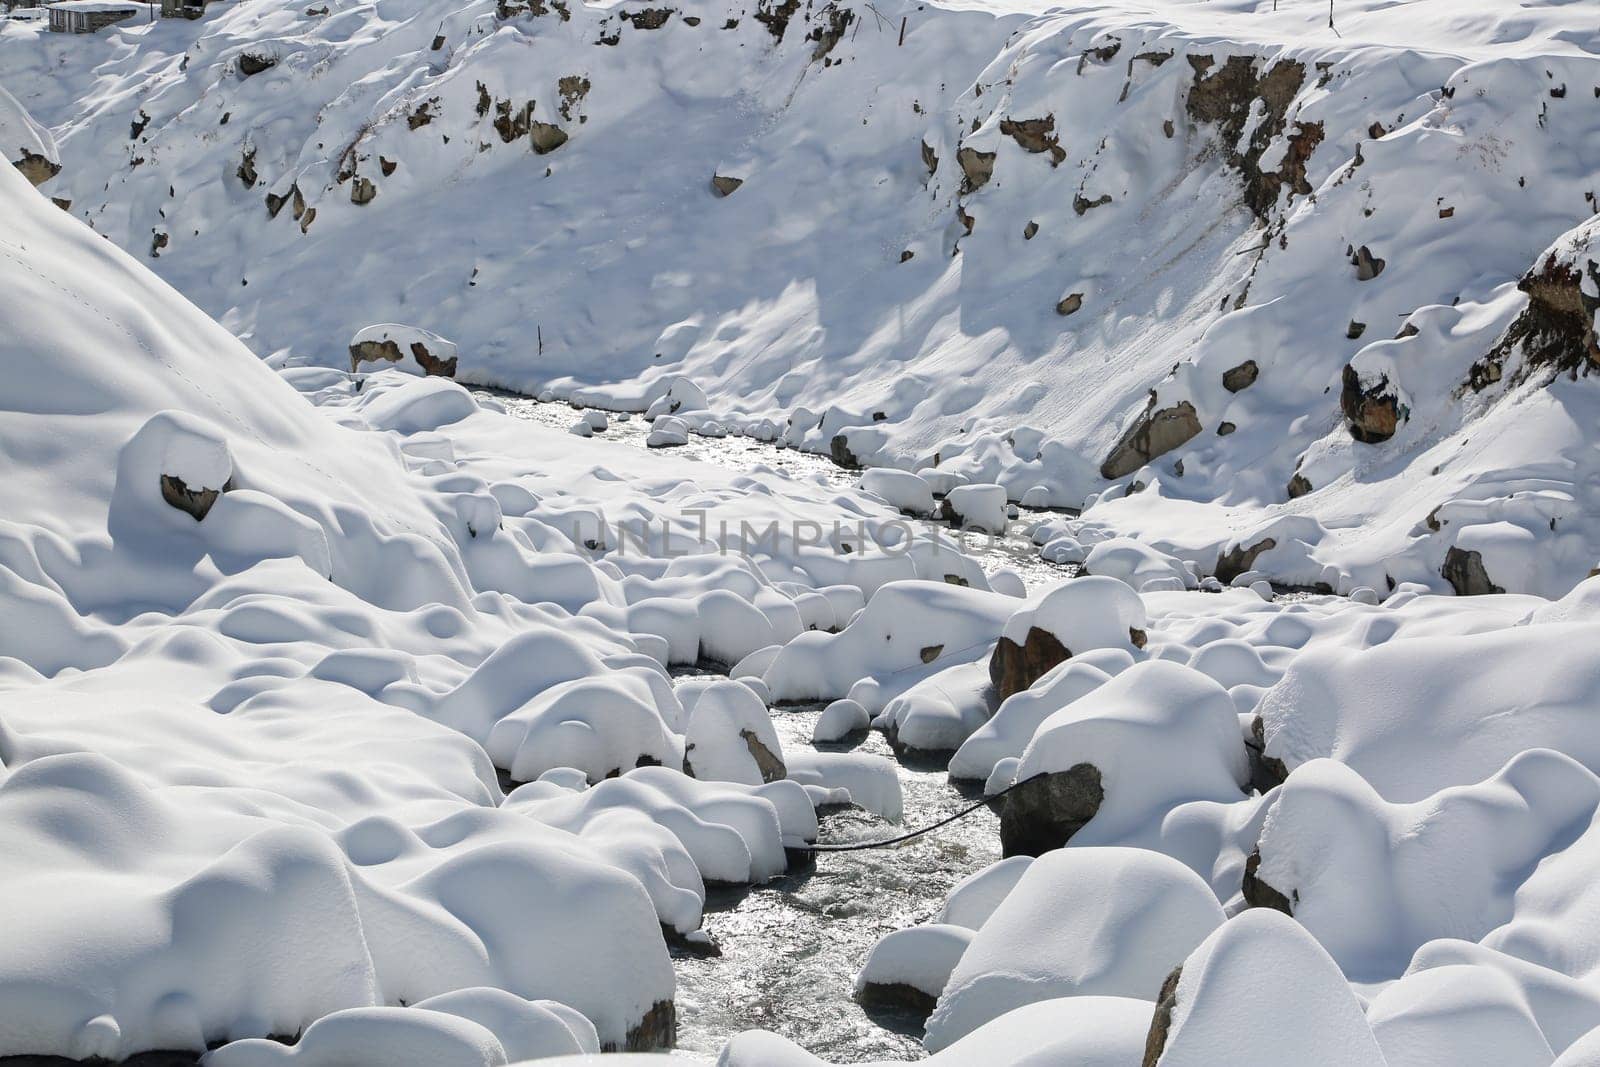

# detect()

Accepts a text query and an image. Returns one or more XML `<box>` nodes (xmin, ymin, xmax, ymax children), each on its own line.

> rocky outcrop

<box><xmin>856</xmin><ymin>980</ymin><xmax>939</xmax><ymax>1019</ymax></box>
<box><xmin>1441</xmin><ymin>546</ymin><xmax>1503</xmax><ymax>596</ymax></box>
<box><xmin>1339</xmin><ymin>364</ymin><xmax>1403</xmax><ymax>443</ymax></box>
<box><xmin>350</xmin><ymin>176</ymin><xmax>377</xmax><ymax>205</ymax></box>
<box><xmin>989</xmin><ymin>626</ymin><xmax>1069</xmax><ymax>702</ymax></box>
<box><xmin>807</xmin><ymin>3</ymin><xmax>854</xmax><ymax>62</ymax></box>
<box><xmin>1100</xmin><ymin>399</ymin><xmax>1201</xmax><ymax>479</ymax></box>
<box><xmin>956</xmin><ymin>146</ymin><xmax>995</xmax><ymax>194</ymax></box>
<box><xmin>739</xmin><ymin>728</ymin><xmax>786</xmax><ymax>783</ymax></box>
<box><xmin>237</xmin><ymin>53</ymin><xmax>277</xmax><ymax>77</ymax></box>
<box><xmin>1185</xmin><ymin>54</ymin><xmax>1310</xmax><ymax>220</ymax></box>
<box><xmin>710</xmin><ymin>173</ymin><xmax>743</xmax><ymax>197</ymax></box>
<box><xmin>1469</xmin><ymin>250</ymin><xmax>1600</xmax><ymax>390</ymax></box>
<box><xmin>348</xmin><ymin>337</ymin><xmax>458</xmax><ymax>377</ymax></box>
<box><xmin>829</xmin><ymin>433</ymin><xmax>861</xmax><ymax>470</ymax></box>
<box><xmin>1056</xmin><ymin>292</ymin><xmax>1084</xmax><ymax>316</ymax></box>
<box><xmin>999</xmin><ymin>115</ymin><xmax>1065</xmax><ymax>165</ymax></box>
<box><xmin>12</xmin><ymin>150</ymin><xmax>60</xmax><ymax>187</ymax></box>
<box><xmin>999</xmin><ymin>762</ymin><xmax>1104</xmax><ymax>856</ymax></box>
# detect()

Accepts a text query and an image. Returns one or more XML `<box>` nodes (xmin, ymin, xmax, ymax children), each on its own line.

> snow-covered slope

<box><xmin>9</xmin><ymin>0</ymin><xmax>1600</xmax><ymax>595</ymax></box>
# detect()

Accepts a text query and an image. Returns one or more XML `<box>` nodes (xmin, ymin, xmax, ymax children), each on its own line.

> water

<box><xmin>482</xmin><ymin>391</ymin><xmax>1075</xmax><ymax>593</ymax></box>
<box><xmin>479</xmin><ymin>392</ymin><xmax>1045</xmax><ymax>1059</ymax></box>
<box><xmin>670</xmin><ymin>701</ymin><xmax>1000</xmax><ymax>1061</ymax></box>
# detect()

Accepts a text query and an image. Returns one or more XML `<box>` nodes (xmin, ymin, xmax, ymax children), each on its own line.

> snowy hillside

<box><xmin>9</xmin><ymin>0</ymin><xmax>1600</xmax><ymax>596</ymax></box>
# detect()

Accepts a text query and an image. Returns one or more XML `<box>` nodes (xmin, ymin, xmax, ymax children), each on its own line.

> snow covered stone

<box><xmin>643</xmin><ymin>377</ymin><xmax>707</xmax><ymax>419</ymax></box>
<box><xmin>114</xmin><ymin>410</ymin><xmax>235</xmax><ymax>524</ymax></box>
<box><xmin>941</xmin><ymin>483</ymin><xmax>1008</xmax><ymax>534</ymax></box>
<box><xmin>1003</xmin><ymin>659</ymin><xmax>1248</xmax><ymax>856</ymax></box>
<box><xmin>1146</xmin><ymin>909</ymin><xmax>1385</xmax><ymax>1067</ymax></box>
<box><xmin>348</xmin><ymin>324</ymin><xmax>459</xmax><ymax>377</ymax></box>
<box><xmin>952</xmin><ymin>651</ymin><xmax>1129</xmax><ymax>782</ymax></box>
<box><xmin>935</xmin><ymin>856</ymin><xmax>1034</xmax><ymax>930</ymax></box>
<box><xmin>988</xmin><ymin>576</ymin><xmax>1146</xmax><ymax>701</ymax></box>
<box><xmin>568</xmin><ymin>420</ymin><xmax>594</xmax><ymax>437</ymax></box>
<box><xmin>860</xmin><ymin>468</ymin><xmax>936</xmax><ymax>516</ymax></box>
<box><xmin>812</xmin><ymin>697</ymin><xmax>871</xmax><ymax>742</ymax></box>
<box><xmin>646</xmin><ymin>416</ymin><xmax>690</xmax><ymax>448</ymax></box>
<box><xmin>681</xmin><ymin>680</ymin><xmax>786</xmax><ymax>785</ymax></box>
<box><xmin>923</xmin><ymin>846</ymin><xmax>1225</xmax><ymax>1051</ymax></box>
<box><xmin>1082</xmin><ymin>537</ymin><xmax>1194</xmax><ymax>591</ymax></box>
<box><xmin>855</xmin><ymin>924</ymin><xmax>974</xmax><ymax>1017</ymax></box>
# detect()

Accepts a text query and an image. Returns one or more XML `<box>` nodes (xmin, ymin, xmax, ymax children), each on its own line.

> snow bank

<box><xmin>923</xmin><ymin>846</ymin><xmax>1224</xmax><ymax>1050</ymax></box>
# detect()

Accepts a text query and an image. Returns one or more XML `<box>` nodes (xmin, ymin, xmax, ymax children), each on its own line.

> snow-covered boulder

<box><xmin>646</xmin><ymin>416</ymin><xmax>690</xmax><ymax>448</ymax></box>
<box><xmin>681</xmin><ymin>680</ymin><xmax>786</xmax><ymax>786</ymax></box>
<box><xmin>1146</xmin><ymin>909</ymin><xmax>1385</xmax><ymax>1067</ymax></box>
<box><xmin>1003</xmin><ymin>659</ymin><xmax>1248</xmax><ymax>856</ymax></box>
<box><xmin>349</xmin><ymin>324</ymin><xmax>459</xmax><ymax>377</ymax></box>
<box><xmin>923</xmin><ymin>846</ymin><xmax>1225</xmax><ymax>1051</ymax></box>
<box><xmin>860</xmin><ymin>468</ymin><xmax>936</xmax><ymax>516</ymax></box>
<box><xmin>1081</xmin><ymin>536</ymin><xmax>1195</xmax><ymax>592</ymax></box>
<box><xmin>812</xmin><ymin>698</ymin><xmax>871</xmax><ymax>742</ymax></box>
<box><xmin>989</xmin><ymin>576</ymin><xmax>1147</xmax><ymax>700</ymax></box>
<box><xmin>855</xmin><ymin>924</ymin><xmax>974</xmax><ymax>1016</ymax></box>
<box><xmin>941</xmin><ymin>483</ymin><xmax>1008</xmax><ymax>535</ymax></box>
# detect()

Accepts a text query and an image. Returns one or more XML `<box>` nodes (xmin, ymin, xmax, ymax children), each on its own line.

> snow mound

<box><xmin>923</xmin><ymin>846</ymin><xmax>1225</xmax><ymax>1051</ymax></box>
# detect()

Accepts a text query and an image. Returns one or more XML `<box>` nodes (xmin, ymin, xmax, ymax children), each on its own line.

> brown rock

<box><xmin>1141</xmin><ymin>964</ymin><xmax>1183</xmax><ymax>1067</ymax></box>
<box><xmin>1354</xmin><ymin>244</ymin><xmax>1386</xmax><ymax>280</ymax></box>
<box><xmin>530</xmin><ymin>121</ymin><xmax>568</xmax><ymax>154</ymax></box>
<box><xmin>350</xmin><ymin>177</ymin><xmax>377</xmax><ymax>204</ymax></box>
<box><xmin>1339</xmin><ymin>364</ymin><xmax>1402</xmax><ymax>443</ymax></box>
<box><xmin>956</xmin><ymin>146</ymin><xmax>995</xmax><ymax>193</ymax></box>
<box><xmin>1100</xmin><ymin>400</ymin><xmax>1202</xmax><ymax>479</ymax></box>
<box><xmin>161</xmin><ymin>473</ymin><xmax>232</xmax><ymax>521</ymax></box>
<box><xmin>1000</xmin><ymin>762</ymin><xmax>1104</xmax><ymax>856</ymax></box>
<box><xmin>1056</xmin><ymin>293</ymin><xmax>1084</xmax><ymax>316</ymax></box>
<box><xmin>12</xmin><ymin>150</ymin><xmax>60</xmax><ymax>187</ymax></box>
<box><xmin>990</xmin><ymin>627</ymin><xmax>1069</xmax><ymax>703</ymax></box>
<box><xmin>1241</xmin><ymin>848</ymin><xmax>1294</xmax><ymax>913</ymax></box>
<box><xmin>1441</xmin><ymin>546</ymin><xmax>1503</xmax><ymax>596</ymax></box>
<box><xmin>1214</xmin><ymin>536</ymin><xmax>1276</xmax><ymax>585</ymax></box>
<box><xmin>1221</xmin><ymin>359</ymin><xmax>1258</xmax><ymax>392</ymax></box>
<box><xmin>710</xmin><ymin>173</ymin><xmax>743</xmax><ymax>197</ymax></box>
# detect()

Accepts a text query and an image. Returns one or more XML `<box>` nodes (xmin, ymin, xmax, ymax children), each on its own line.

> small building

<box><xmin>46</xmin><ymin>0</ymin><xmax>143</xmax><ymax>31</ymax></box>
<box><xmin>158</xmin><ymin>0</ymin><xmax>206</xmax><ymax>19</ymax></box>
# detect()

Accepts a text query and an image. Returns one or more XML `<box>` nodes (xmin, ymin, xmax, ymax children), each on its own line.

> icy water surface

<box><xmin>482</xmin><ymin>393</ymin><xmax>1040</xmax><ymax>1058</ymax></box>
<box><xmin>672</xmin><ymin>699</ymin><xmax>1001</xmax><ymax>1061</ymax></box>
<box><xmin>484</xmin><ymin>391</ymin><xmax>1074</xmax><ymax>592</ymax></box>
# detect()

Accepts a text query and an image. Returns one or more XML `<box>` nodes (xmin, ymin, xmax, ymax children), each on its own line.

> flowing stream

<box><xmin>481</xmin><ymin>392</ymin><xmax>1072</xmax><ymax>1059</ymax></box>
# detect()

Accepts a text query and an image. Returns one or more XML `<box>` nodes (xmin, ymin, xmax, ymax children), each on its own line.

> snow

<box><xmin>923</xmin><ymin>846</ymin><xmax>1224</xmax><ymax>1050</ymax></box>
<box><xmin>14</xmin><ymin>0</ymin><xmax>1600</xmax><ymax>1061</ymax></box>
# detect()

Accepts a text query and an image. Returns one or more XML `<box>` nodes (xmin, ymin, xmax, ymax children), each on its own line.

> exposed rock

<box><xmin>1023</xmin><ymin>220</ymin><xmax>1038</xmax><ymax>240</ymax></box>
<box><xmin>1469</xmin><ymin>250</ymin><xmax>1600</xmax><ymax>390</ymax></box>
<box><xmin>237</xmin><ymin>53</ymin><xmax>277</xmax><ymax>77</ymax></box>
<box><xmin>493</xmin><ymin>99</ymin><xmax>533</xmax><ymax>143</ymax></box>
<box><xmin>752</xmin><ymin>0</ymin><xmax>799</xmax><ymax>40</ymax></box>
<box><xmin>236</xmin><ymin>148</ymin><xmax>257</xmax><ymax>187</ymax></box>
<box><xmin>739</xmin><ymin>728</ymin><xmax>787</xmax><ymax>783</ymax></box>
<box><xmin>378</xmin><ymin>156</ymin><xmax>397</xmax><ymax>177</ymax></box>
<box><xmin>956</xmin><ymin>146</ymin><xmax>995</xmax><ymax>193</ymax></box>
<box><xmin>149</xmin><ymin>231</ymin><xmax>168</xmax><ymax>258</ymax></box>
<box><xmin>1072</xmin><ymin>192</ymin><xmax>1111</xmax><ymax>215</ymax></box>
<box><xmin>407</xmin><ymin>99</ymin><xmax>439</xmax><ymax>130</ymax></box>
<box><xmin>1350</xmin><ymin>244</ymin><xmax>1388</xmax><ymax>279</ymax></box>
<box><xmin>1347</xmin><ymin>320</ymin><xmax>1366</xmax><ymax>340</ymax></box>
<box><xmin>1056</xmin><ymin>293</ymin><xmax>1083</xmax><ymax>316</ymax></box>
<box><xmin>807</xmin><ymin>3</ymin><xmax>853</xmax><ymax>61</ymax></box>
<box><xmin>350</xmin><ymin>176</ymin><xmax>377</xmax><ymax>205</ymax></box>
<box><xmin>615</xmin><ymin>1000</ymin><xmax>677</xmax><ymax>1052</ymax></box>
<box><xmin>625</xmin><ymin>6</ymin><xmax>674</xmax><ymax>28</ymax></box>
<box><xmin>1339</xmin><ymin>364</ymin><xmax>1403</xmax><ymax>443</ymax></box>
<box><xmin>989</xmin><ymin>626</ymin><xmax>1069</xmax><ymax>703</ymax></box>
<box><xmin>1441</xmin><ymin>546</ymin><xmax>1503</xmax><ymax>596</ymax></box>
<box><xmin>1286</xmin><ymin>472</ymin><xmax>1312</xmax><ymax>498</ymax></box>
<box><xmin>1241</xmin><ymin>849</ymin><xmax>1294</xmax><ymax>913</ymax></box>
<box><xmin>130</xmin><ymin>109</ymin><xmax>151</xmax><ymax>139</ymax></box>
<box><xmin>557</xmin><ymin>75</ymin><xmax>591</xmax><ymax>121</ymax></box>
<box><xmin>1214</xmin><ymin>536</ymin><xmax>1275</xmax><ymax>585</ymax></box>
<box><xmin>900</xmin><ymin>250</ymin><xmax>914</xmax><ymax>263</ymax></box>
<box><xmin>920</xmin><ymin>139</ymin><xmax>939</xmax><ymax>176</ymax></box>
<box><xmin>1141</xmin><ymin>965</ymin><xmax>1183</xmax><ymax>1067</ymax></box>
<box><xmin>13</xmin><ymin>150</ymin><xmax>61</xmax><ymax>187</ymax></box>
<box><xmin>999</xmin><ymin>762</ymin><xmax>1104</xmax><ymax>857</ymax></box>
<box><xmin>1100</xmin><ymin>399</ymin><xmax>1202</xmax><ymax>479</ymax></box>
<box><xmin>1216</xmin><ymin>420</ymin><xmax>1236</xmax><ymax>436</ymax></box>
<box><xmin>409</xmin><ymin>340</ymin><xmax>457</xmax><ymax>377</ymax></box>
<box><xmin>710</xmin><ymin>173</ymin><xmax>743</xmax><ymax>197</ymax></box>
<box><xmin>348</xmin><ymin>337</ymin><xmax>457</xmax><ymax>377</ymax></box>
<box><xmin>1221</xmin><ymin>359</ymin><xmax>1258</xmax><ymax>392</ymax></box>
<box><xmin>919</xmin><ymin>643</ymin><xmax>944</xmax><ymax>664</ymax></box>
<box><xmin>856</xmin><ymin>981</ymin><xmax>938</xmax><ymax>1019</ymax></box>
<box><xmin>160</xmin><ymin>473</ymin><xmax>232</xmax><ymax>522</ymax></box>
<box><xmin>999</xmin><ymin>115</ymin><xmax>1065</xmax><ymax>164</ymax></box>
<box><xmin>829</xmin><ymin>433</ymin><xmax>861</xmax><ymax>470</ymax></box>
<box><xmin>1246</xmin><ymin>714</ymin><xmax>1287</xmax><ymax>791</ymax></box>
<box><xmin>530</xmin><ymin>121</ymin><xmax>569</xmax><ymax>154</ymax></box>
<box><xmin>1353</xmin><ymin>244</ymin><xmax>1386</xmax><ymax>280</ymax></box>
<box><xmin>1185</xmin><ymin>54</ymin><xmax>1310</xmax><ymax>220</ymax></box>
